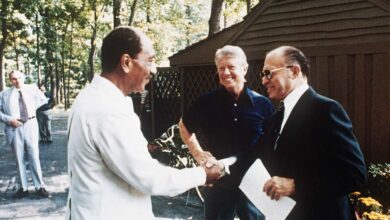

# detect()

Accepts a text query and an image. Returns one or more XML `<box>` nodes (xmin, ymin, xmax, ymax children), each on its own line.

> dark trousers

<box><xmin>204</xmin><ymin>187</ymin><xmax>265</xmax><ymax>220</ymax></box>
<box><xmin>37</xmin><ymin>110</ymin><xmax>52</xmax><ymax>141</ymax></box>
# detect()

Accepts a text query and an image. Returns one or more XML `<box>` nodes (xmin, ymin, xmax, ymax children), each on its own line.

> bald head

<box><xmin>9</xmin><ymin>70</ymin><xmax>25</xmax><ymax>89</ymax></box>
<box><xmin>266</xmin><ymin>46</ymin><xmax>310</xmax><ymax>77</ymax></box>
<box><xmin>262</xmin><ymin>46</ymin><xmax>309</xmax><ymax>101</ymax></box>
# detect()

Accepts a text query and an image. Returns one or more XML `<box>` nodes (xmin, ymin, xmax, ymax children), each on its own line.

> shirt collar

<box><xmin>218</xmin><ymin>86</ymin><xmax>254</xmax><ymax>107</ymax></box>
<box><xmin>282</xmin><ymin>83</ymin><xmax>309</xmax><ymax>115</ymax></box>
<box><xmin>91</xmin><ymin>74</ymin><xmax>127</xmax><ymax>99</ymax></box>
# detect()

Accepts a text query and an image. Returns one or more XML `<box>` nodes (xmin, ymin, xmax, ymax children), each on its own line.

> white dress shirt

<box><xmin>280</xmin><ymin>83</ymin><xmax>309</xmax><ymax>132</ymax></box>
<box><xmin>10</xmin><ymin>87</ymin><xmax>37</xmax><ymax>118</ymax></box>
<box><xmin>66</xmin><ymin>75</ymin><xmax>206</xmax><ymax>220</ymax></box>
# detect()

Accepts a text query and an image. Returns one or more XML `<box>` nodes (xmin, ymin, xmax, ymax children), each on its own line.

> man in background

<box><xmin>179</xmin><ymin>45</ymin><xmax>273</xmax><ymax>220</ymax></box>
<box><xmin>37</xmin><ymin>85</ymin><xmax>53</xmax><ymax>143</ymax></box>
<box><xmin>66</xmin><ymin>26</ymin><xmax>224</xmax><ymax>220</ymax></box>
<box><xmin>0</xmin><ymin>70</ymin><xmax>50</xmax><ymax>198</ymax></box>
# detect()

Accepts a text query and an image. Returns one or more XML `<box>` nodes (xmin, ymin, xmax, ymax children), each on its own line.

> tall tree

<box><xmin>113</xmin><ymin>0</ymin><xmax>122</xmax><ymax>27</ymax></box>
<box><xmin>35</xmin><ymin>12</ymin><xmax>42</xmax><ymax>85</ymax></box>
<box><xmin>87</xmin><ymin>0</ymin><xmax>106</xmax><ymax>81</ymax></box>
<box><xmin>0</xmin><ymin>0</ymin><xmax>9</xmax><ymax>90</ymax></box>
<box><xmin>208</xmin><ymin>0</ymin><xmax>224</xmax><ymax>36</ymax></box>
<box><xmin>246</xmin><ymin>0</ymin><xmax>251</xmax><ymax>14</ymax></box>
<box><xmin>128</xmin><ymin>0</ymin><xmax>138</xmax><ymax>25</ymax></box>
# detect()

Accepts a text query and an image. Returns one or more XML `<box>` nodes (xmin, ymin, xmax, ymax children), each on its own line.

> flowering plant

<box><xmin>350</xmin><ymin>163</ymin><xmax>390</xmax><ymax>220</ymax></box>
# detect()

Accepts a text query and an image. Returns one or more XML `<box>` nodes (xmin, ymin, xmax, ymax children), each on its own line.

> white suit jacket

<box><xmin>66</xmin><ymin>75</ymin><xmax>206</xmax><ymax>220</ymax></box>
<box><xmin>0</xmin><ymin>85</ymin><xmax>47</xmax><ymax>144</ymax></box>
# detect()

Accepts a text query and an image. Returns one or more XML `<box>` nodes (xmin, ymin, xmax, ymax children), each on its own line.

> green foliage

<box><xmin>350</xmin><ymin>163</ymin><xmax>390</xmax><ymax>219</ymax></box>
<box><xmin>367</xmin><ymin>164</ymin><xmax>390</xmax><ymax>211</ymax></box>
<box><xmin>1</xmin><ymin>0</ymin><xmax>257</xmax><ymax>104</ymax></box>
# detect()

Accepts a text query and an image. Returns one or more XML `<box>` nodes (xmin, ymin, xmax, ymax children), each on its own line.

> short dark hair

<box><xmin>101</xmin><ymin>26</ymin><xmax>142</xmax><ymax>73</ymax></box>
<box><xmin>283</xmin><ymin>46</ymin><xmax>310</xmax><ymax>77</ymax></box>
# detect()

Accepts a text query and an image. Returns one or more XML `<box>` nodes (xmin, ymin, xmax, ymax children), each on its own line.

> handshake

<box><xmin>197</xmin><ymin>151</ymin><xmax>225</xmax><ymax>186</ymax></box>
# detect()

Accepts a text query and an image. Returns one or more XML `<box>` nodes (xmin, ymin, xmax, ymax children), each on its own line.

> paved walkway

<box><xmin>0</xmin><ymin>107</ymin><xmax>204</xmax><ymax>220</ymax></box>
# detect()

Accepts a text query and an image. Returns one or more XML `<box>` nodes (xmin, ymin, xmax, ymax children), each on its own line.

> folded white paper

<box><xmin>239</xmin><ymin>159</ymin><xmax>296</xmax><ymax>220</ymax></box>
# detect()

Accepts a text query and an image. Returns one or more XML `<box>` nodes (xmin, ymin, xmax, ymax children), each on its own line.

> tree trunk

<box><xmin>146</xmin><ymin>0</ymin><xmax>151</xmax><ymax>23</ymax></box>
<box><xmin>113</xmin><ymin>0</ymin><xmax>122</xmax><ymax>27</ymax></box>
<box><xmin>35</xmin><ymin>12</ymin><xmax>42</xmax><ymax>85</ymax></box>
<box><xmin>12</xmin><ymin>32</ymin><xmax>20</xmax><ymax>70</ymax></box>
<box><xmin>53</xmin><ymin>57</ymin><xmax>58</xmax><ymax>105</ymax></box>
<box><xmin>51</xmin><ymin>27</ymin><xmax>58</xmax><ymax>106</ymax></box>
<box><xmin>208</xmin><ymin>0</ymin><xmax>224</xmax><ymax>36</ymax></box>
<box><xmin>66</xmin><ymin>20</ymin><xmax>74</xmax><ymax>110</ymax></box>
<box><xmin>185</xmin><ymin>5</ymin><xmax>191</xmax><ymax>47</ymax></box>
<box><xmin>0</xmin><ymin>0</ymin><xmax>8</xmax><ymax>91</ymax></box>
<box><xmin>88</xmin><ymin>1</ymin><xmax>97</xmax><ymax>82</ymax></box>
<box><xmin>60</xmin><ymin>22</ymin><xmax>69</xmax><ymax>105</ymax></box>
<box><xmin>247</xmin><ymin>0</ymin><xmax>251</xmax><ymax>14</ymax></box>
<box><xmin>128</xmin><ymin>0</ymin><xmax>138</xmax><ymax>25</ymax></box>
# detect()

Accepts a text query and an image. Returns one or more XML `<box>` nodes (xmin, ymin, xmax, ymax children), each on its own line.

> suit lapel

<box><xmin>276</xmin><ymin>88</ymin><xmax>316</xmax><ymax>150</ymax></box>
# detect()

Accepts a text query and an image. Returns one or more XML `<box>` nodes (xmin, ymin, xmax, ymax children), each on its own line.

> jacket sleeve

<box><xmin>0</xmin><ymin>91</ymin><xmax>13</xmax><ymax>125</ymax></box>
<box><xmin>94</xmin><ymin>110</ymin><xmax>206</xmax><ymax>197</ymax></box>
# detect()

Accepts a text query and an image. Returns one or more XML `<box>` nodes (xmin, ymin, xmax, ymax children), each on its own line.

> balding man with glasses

<box><xmin>233</xmin><ymin>46</ymin><xmax>367</xmax><ymax>220</ymax></box>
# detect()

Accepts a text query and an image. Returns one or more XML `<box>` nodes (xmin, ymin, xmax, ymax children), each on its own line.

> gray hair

<box><xmin>9</xmin><ymin>70</ymin><xmax>25</xmax><ymax>78</ymax></box>
<box><xmin>215</xmin><ymin>45</ymin><xmax>248</xmax><ymax>68</ymax></box>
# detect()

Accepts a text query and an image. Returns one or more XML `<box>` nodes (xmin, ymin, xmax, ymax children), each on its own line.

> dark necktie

<box><xmin>272</xmin><ymin>102</ymin><xmax>285</xmax><ymax>150</ymax></box>
<box><xmin>19</xmin><ymin>91</ymin><xmax>29</xmax><ymax>123</ymax></box>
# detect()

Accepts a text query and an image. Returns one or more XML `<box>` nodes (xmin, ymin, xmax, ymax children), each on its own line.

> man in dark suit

<box><xmin>234</xmin><ymin>46</ymin><xmax>367</xmax><ymax>220</ymax></box>
<box><xmin>37</xmin><ymin>85</ymin><xmax>53</xmax><ymax>143</ymax></box>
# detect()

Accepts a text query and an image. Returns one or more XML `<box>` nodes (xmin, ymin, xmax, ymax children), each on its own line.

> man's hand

<box><xmin>9</xmin><ymin>119</ymin><xmax>22</xmax><ymax>128</ymax></box>
<box><xmin>194</xmin><ymin>151</ymin><xmax>214</xmax><ymax>165</ymax></box>
<box><xmin>202</xmin><ymin>157</ymin><xmax>224</xmax><ymax>186</ymax></box>
<box><xmin>263</xmin><ymin>176</ymin><xmax>295</xmax><ymax>201</ymax></box>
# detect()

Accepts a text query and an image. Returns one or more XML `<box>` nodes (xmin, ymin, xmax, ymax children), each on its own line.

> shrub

<box><xmin>350</xmin><ymin>163</ymin><xmax>390</xmax><ymax>220</ymax></box>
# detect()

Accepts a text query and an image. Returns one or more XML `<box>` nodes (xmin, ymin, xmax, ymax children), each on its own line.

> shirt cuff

<box><xmin>219</xmin><ymin>156</ymin><xmax>238</xmax><ymax>175</ymax></box>
<box><xmin>192</xmin><ymin>166</ymin><xmax>207</xmax><ymax>185</ymax></box>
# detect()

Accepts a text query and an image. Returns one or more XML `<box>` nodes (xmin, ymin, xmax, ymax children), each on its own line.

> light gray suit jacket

<box><xmin>0</xmin><ymin>85</ymin><xmax>47</xmax><ymax>145</ymax></box>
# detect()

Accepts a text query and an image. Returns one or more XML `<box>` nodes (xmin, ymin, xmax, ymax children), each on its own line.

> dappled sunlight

<box><xmin>43</xmin><ymin>174</ymin><xmax>69</xmax><ymax>194</ymax></box>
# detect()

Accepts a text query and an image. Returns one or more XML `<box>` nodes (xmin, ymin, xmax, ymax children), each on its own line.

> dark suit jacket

<box><xmin>234</xmin><ymin>87</ymin><xmax>367</xmax><ymax>220</ymax></box>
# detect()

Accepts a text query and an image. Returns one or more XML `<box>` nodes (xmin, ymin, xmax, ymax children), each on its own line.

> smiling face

<box><xmin>216</xmin><ymin>56</ymin><xmax>247</xmax><ymax>96</ymax></box>
<box><xmin>128</xmin><ymin>34</ymin><xmax>157</xmax><ymax>93</ymax></box>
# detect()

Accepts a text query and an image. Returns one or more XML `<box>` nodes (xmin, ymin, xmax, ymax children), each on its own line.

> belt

<box><xmin>17</xmin><ymin>116</ymin><xmax>36</xmax><ymax>123</ymax></box>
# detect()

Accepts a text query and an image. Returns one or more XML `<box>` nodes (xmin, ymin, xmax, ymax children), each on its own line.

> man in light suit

<box><xmin>66</xmin><ymin>26</ymin><xmax>224</xmax><ymax>220</ymax></box>
<box><xmin>234</xmin><ymin>46</ymin><xmax>366</xmax><ymax>220</ymax></box>
<box><xmin>0</xmin><ymin>70</ymin><xmax>50</xmax><ymax>198</ymax></box>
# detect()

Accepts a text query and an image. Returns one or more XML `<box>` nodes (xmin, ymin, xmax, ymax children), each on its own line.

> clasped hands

<box><xmin>196</xmin><ymin>151</ymin><xmax>225</xmax><ymax>186</ymax></box>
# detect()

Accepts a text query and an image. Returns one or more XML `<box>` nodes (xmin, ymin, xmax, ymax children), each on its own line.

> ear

<box><xmin>120</xmin><ymin>54</ymin><xmax>133</xmax><ymax>74</ymax></box>
<box><xmin>290</xmin><ymin>65</ymin><xmax>301</xmax><ymax>79</ymax></box>
<box><xmin>242</xmin><ymin>64</ymin><xmax>249</xmax><ymax>76</ymax></box>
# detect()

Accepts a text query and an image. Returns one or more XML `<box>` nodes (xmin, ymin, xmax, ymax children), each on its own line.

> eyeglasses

<box><xmin>260</xmin><ymin>65</ymin><xmax>293</xmax><ymax>80</ymax></box>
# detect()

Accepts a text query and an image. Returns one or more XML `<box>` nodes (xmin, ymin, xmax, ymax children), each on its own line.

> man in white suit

<box><xmin>66</xmin><ymin>26</ymin><xmax>224</xmax><ymax>220</ymax></box>
<box><xmin>0</xmin><ymin>70</ymin><xmax>50</xmax><ymax>198</ymax></box>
